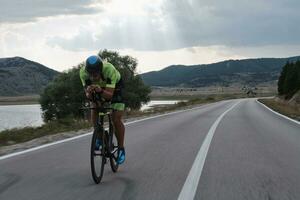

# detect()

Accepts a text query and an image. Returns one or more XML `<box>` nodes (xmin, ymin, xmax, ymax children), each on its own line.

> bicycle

<box><xmin>88</xmin><ymin>102</ymin><xmax>119</xmax><ymax>184</ymax></box>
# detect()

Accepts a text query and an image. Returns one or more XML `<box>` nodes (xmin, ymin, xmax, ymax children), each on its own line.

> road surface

<box><xmin>0</xmin><ymin>99</ymin><xmax>300</xmax><ymax>200</ymax></box>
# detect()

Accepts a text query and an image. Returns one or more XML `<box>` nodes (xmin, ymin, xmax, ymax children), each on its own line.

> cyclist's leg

<box><xmin>90</xmin><ymin>101</ymin><xmax>98</xmax><ymax>127</ymax></box>
<box><xmin>111</xmin><ymin>102</ymin><xmax>126</xmax><ymax>164</ymax></box>
<box><xmin>112</xmin><ymin>109</ymin><xmax>125</xmax><ymax>148</ymax></box>
<box><xmin>111</xmin><ymin>79</ymin><xmax>125</xmax><ymax>148</ymax></box>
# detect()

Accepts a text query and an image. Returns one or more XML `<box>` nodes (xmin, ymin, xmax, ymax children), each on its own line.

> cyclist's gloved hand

<box><xmin>87</xmin><ymin>85</ymin><xmax>96</xmax><ymax>93</ymax></box>
<box><xmin>86</xmin><ymin>85</ymin><xmax>102</xmax><ymax>101</ymax></box>
<box><xmin>94</xmin><ymin>86</ymin><xmax>103</xmax><ymax>93</ymax></box>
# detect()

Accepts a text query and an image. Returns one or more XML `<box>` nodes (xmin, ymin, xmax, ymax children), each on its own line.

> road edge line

<box><xmin>0</xmin><ymin>132</ymin><xmax>93</xmax><ymax>161</ymax></box>
<box><xmin>256</xmin><ymin>99</ymin><xmax>300</xmax><ymax>125</ymax></box>
<box><xmin>178</xmin><ymin>101</ymin><xmax>241</xmax><ymax>200</ymax></box>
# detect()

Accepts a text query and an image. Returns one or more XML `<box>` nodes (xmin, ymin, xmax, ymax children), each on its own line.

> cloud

<box><xmin>0</xmin><ymin>0</ymin><xmax>106</xmax><ymax>23</ymax></box>
<box><xmin>47</xmin><ymin>14</ymin><xmax>179</xmax><ymax>51</ymax></box>
<box><xmin>162</xmin><ymin>0</ymin><xmax>300</xmax><ymax>47</ymax></box>
<box><xmin>46</xmin><ymin>0</ymin><xmax>300</xmax><ymax>52</ymax></box>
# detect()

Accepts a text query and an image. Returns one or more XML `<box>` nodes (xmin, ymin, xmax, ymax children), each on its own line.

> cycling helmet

<box><xmin>85</xmin><ymin>55</ymin><xmax>103</xmax><ymax>74</ymax></box>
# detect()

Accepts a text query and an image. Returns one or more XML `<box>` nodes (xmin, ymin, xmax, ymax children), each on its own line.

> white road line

<box><xmin>0</xmin><ymin>101</ymin><xmax>223</xmax><ymax>161</ymax></box>
<box><xmin>256</xmin><ymin>99</ymin><xmax>300</xmax><ymax>125</ymax></box>
<box><xmin>0</xmin><ymin>132</ymin><xmax>92</xmax><ymax>161</ymax></box>
<box><xmin>178</xmin><ymin>100</ymin><xmax>241</xmax><ymax>200</ymax></box>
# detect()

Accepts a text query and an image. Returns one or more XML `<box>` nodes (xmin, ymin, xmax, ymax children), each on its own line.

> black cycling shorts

<box><xmin>111</xmin><ymin>78</ymin><xmax>124</xmax><ymax>104</ymax></box>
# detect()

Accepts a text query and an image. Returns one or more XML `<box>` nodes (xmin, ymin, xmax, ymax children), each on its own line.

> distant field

<box><xmin>0</xmin><ymin>95</ymin><xmax>40</xmax><ymax>105</ymax></box>
<box><xmin>150</xmin><ymin>86</ymin><xmax>276</xmax><ymax>100</ymax></box>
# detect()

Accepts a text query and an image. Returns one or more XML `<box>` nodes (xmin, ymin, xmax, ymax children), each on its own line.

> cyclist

<box><xmin>79</xmin><ymin>55</ymin><xmax>126</xmax><ymax>164</ymax></box>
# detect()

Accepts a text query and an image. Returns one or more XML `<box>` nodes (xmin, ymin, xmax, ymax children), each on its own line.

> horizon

<box><xmin>1</xmin><ymin>54</ymin><xmax>300</xmax><ymax>74</ymax></box>
<box><xmin>1</xmin><ymin>0</ymin><xmax>300</xmax><ymax>73</ymax></box>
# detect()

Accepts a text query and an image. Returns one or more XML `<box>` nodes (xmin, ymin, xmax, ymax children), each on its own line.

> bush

<box><xmin>40</xmin><ymin>50</ymin><xmax>151</xmax><ymax>121</ymax></box>
<box><xmin>40</xmin><ymin>66</ymin><xmax>85</xmax><ymax>121</ymax></box>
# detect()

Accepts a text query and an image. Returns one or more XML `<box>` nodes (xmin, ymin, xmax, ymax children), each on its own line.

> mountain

<box><xmin>0</xmin><ymin>57</ymin><xmax>60</xmax><ymax>96</ymax></box>
<box><xmin>141</xmin><ymin>56</ymin><xmax>300</xmax><ymax>87</ymax></box>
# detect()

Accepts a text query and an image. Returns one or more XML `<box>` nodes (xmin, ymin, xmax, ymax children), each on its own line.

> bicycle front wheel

<box><xmin>109</xmin><ymin>130</ymin><xmax>119</xmax><ymax>173</ymax></box>
<box><xmin>90</xmin><ymin>129</ymin><xmax>105</xmax><ymax>184</ymax></box>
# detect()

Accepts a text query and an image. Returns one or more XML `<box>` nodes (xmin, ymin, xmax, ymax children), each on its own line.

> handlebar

<box><xmin>83</xmin><ymin>87</ymin><xmax>113</xmax><ymax>113</ymax></box>
<box><xmin>81</xmin><ymin>103</ymin><xmax>113</xmax><ymax>114</ymax></box>
<box><xmin>90</xmin><ymin>90</ymin><xmax>104</xmax><ymax>103</ymax></box>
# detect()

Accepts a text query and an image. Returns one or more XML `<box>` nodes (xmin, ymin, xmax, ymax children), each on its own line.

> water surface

<box><xmin>0</xmin><ymin>104</ymin><xmax>43</xmax><ymax>132</ymax></box>
<box><xmin>0</xmin><ymin>100</ymin><xmax>182</xmax><ymax>132</ymax></box>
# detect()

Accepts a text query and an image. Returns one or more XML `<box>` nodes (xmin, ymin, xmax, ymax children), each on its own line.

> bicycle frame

<box><xmin>96</xmin><ymin>109</ymin><xmax>117</xmax><ymax>157</ymax></box>
<box><xmin>89</xmin><ymin>104</ymin><xmax>119</xmax><ymax>183</ymax></box>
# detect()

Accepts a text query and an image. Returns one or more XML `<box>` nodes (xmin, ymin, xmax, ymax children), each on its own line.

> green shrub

<box><xmin>40</xmin><ymin>50</ymin><xmax>151</xmax><ymax>121</ymax></box>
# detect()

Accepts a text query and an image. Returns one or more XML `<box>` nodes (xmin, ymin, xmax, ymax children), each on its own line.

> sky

<box><xmin>0</xmin><ymin>0</ymin><xmax>300</xmax><ymax>73</ymax></box>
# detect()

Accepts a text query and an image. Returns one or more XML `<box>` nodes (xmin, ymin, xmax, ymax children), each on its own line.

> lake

<box><xmin>0</xmin><ymin>104</ymin><xmax>44</xmax><ymax>132</ymax></box>
<box><xmin>0</xmin><ymin>100</ymin><xmax>181</xmax><ymax>132</ymax></box>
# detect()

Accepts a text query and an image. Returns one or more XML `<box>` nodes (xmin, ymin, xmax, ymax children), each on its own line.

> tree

<box><xmin>295</xmin><ymin>61</ymin><xmax>300</xmax><ymax>92</ymax></box>
<box><xmin>40</xmin><ymin>50</ymin><xmax>151</xmax><ymax>121</ymax></box>
<box><xmin>277</xmin><ymin>60</ymin><xmax>300</xmax><ymax>99</ymax></box>
<box><xmin>278</xmin><ymin>62</ymin><xmax>289</xmax><ymax>95</ymax></box>
<box><xmin>283</xmin><ymin>62</ymin><xmax>297</xmax><ymax>98</ymax></box>
<box><xmin>40</xmin><ymin>65</ymin><xmax>85</xmax><ymax>121</ymax></box>
<box><xmin>98</xmin><ymin>49</ymin><xmax>151</xmax><ymax>109</ymax></box>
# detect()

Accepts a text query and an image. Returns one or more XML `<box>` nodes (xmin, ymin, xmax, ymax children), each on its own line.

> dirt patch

<box><xmin>259</xmin><ymin>96</ymin><xmax>300</xmax><ymax>122</ymax></box>
<box><xmin>288</xmin><ymin>91</ymin><xmax>300</xmax><ymax>107</ymax></box>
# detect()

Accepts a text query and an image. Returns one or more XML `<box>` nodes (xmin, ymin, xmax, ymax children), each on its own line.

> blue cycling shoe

<box><xmin>117</xmin><ymin>148</ymin><xmax>126</xmax><ymax>164</ymax></box>
<box><xmin>95</xmin><ymin>139</ymin><xmax>102</xmax><ymax>151</ymax></box>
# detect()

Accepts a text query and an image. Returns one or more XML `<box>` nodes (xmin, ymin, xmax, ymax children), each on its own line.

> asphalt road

<box><xmin>0</xmin><ymin>99</ymin><xmax>300</xmax><ymax>200</ymax></box>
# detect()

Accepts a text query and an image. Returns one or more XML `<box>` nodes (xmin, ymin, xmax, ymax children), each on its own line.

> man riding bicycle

<box><xmin>79</xmin><ymin>55</ymin><xmax>126</xmax><ymax>164</ymax></box>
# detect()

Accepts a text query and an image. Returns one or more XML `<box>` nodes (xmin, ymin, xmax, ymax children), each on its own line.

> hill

<box><xmin>0</xmin><ymin>57</ymin><xmax>59</xmax><ymax>96</ymax></box>
<box><xmin>141</xmin><ymin>56</ymin><xmax>300</xmax><ymax>87</ymax></box>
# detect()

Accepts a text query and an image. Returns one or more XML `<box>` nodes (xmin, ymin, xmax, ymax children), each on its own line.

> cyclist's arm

<box><xmin>85</xmin><ymin>85</ymin><xmax>96</xmax><ymax>100</ymax></box>
<box><xmin>98</xmin><ymin>87</ymin><xmax>114</xmax><ymax>100</ymax></box>
<box><xmin>85</xmin><ymin>86</ymin><xmax>114</xmax><ymax>101</ymax></box>
<box><xmin>80</xmin><ymin>67</ymin><xmax>93</xmax><ymax>99</ymax></box>
<box><xmin>101</xmin><ymin>62</ymin><xmax>119</xmax><ymax>100</ymax></box>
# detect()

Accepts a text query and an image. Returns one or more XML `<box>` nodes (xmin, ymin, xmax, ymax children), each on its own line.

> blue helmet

<box><xmin>85</xmin><ymin>55</ymin><xmax>103</xmax><ymax>74</ymax></box>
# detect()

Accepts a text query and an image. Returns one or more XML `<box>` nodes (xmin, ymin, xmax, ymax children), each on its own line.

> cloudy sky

<box><xmin>0</xmin><ymin>0</ymin><xmax>300</xmax><ymax>73</ymax></box>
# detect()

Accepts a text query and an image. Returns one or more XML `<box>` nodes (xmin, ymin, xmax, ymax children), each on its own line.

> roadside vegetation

<box><xmin>258</xmin><ymin>98</ymin><xmax>300</xmax><ymax>121</ymax></box>
<box><xmin>0</xmin><ymin>94</ymin><xmax>240</xmax><ymax>147</ymax></box>
<box><xmin>0</xmin><ymin>118</ymin><xmax>90</xmax><ymax>147</ymax></box>
<box><xmin>277</xmin><ymin>61</ymin><xmax>300</xmax><ymax>98</ymax></box>
<box><xmin>259</xmin><ymin>60</ymin><xmax>300</xmax><ymax>121</ymax></box>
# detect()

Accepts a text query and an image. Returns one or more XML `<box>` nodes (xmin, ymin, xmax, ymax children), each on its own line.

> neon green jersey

<box><xmin>79</xmin><ymin>62</ymin><xmax>121</xmax><ymax>88</ymax></box>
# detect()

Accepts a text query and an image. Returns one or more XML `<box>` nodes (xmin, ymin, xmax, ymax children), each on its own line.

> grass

<box><xmin>0</xmin><ymin>118</ymin><xmax>90</xmax><ymax>147</ymax></box>
<box><xmin>258</xmin><ymin>98</ymin><xmax>300</xmax><ymax>121</ymax></box>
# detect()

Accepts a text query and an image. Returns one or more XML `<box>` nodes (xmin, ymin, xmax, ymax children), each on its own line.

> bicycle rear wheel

<box><xmin>90</xmin><ymin>129</ymin><xmax>105</xmax><ymax>184</ymax></box>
